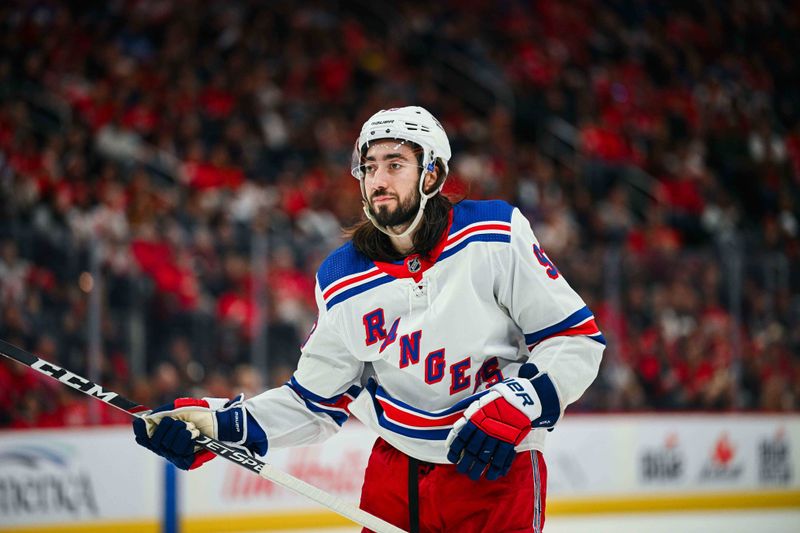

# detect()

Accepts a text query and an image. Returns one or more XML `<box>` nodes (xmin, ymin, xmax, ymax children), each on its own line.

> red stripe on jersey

<box><xmin>529</xmin><ymin>318</ymin><xmax>601</xmax><ymax>348</ymax></box>
<box><xmin>322</xmin><ymin>268</ymin><xmax>382</xmax><ymax>301</ymax></box>
<box><xmin>321</xmin><ymin>393</ymin><xmax>354</xmax><ymax>414</ymax></box>
<box><xmin>446</xmin><ymin>223</ymin><xmax>511</xmax><ymax>245</ymax></box>
<box><xmin>377</xmin><ymin>397</ymin><xmax>465</xmax><ymax>428</ymax></box>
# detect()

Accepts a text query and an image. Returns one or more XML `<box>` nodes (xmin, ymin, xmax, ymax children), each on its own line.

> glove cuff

<box><xmin>214</xmin><ymin>393</ymin><xmax>268</xmax><ymax>457</ymax></box>
<box><xmin>215</xmin><ymin>396</ymin><xmax>246</xmax><ymax>444</ymax></box>
<box><xmin>529</xmin><ymin>373</ymin><xmax>562</xmax><ymax>428</ymax></box>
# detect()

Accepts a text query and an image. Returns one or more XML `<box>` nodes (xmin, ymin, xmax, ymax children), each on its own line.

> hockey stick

<box><xmin>0</xmin><ymin>339</ymin><xmax>406</xmax><ymax>533</ymax></box>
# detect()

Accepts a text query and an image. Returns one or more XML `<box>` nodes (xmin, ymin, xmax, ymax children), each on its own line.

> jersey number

<box><xmin>533</xmin><ymin>244</ymin><xmax>559</xmax><ymax>279</ymax></box>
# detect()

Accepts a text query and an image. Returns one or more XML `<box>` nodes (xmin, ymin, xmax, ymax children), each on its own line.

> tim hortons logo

<box><xmin>700</xmin><ymin>433</ymin><xmax>743</xmax><ymax>481</ymax></box>
<box><xmin>759</xmin><ymin>428</ymin><xmax>792</xmax><ymax>485</ymax></box>
<box><xmin>222</xmin><ymin>448</ymin><xmax>365</xmax><ymax>500</ymax></box>
<box><xmin>640</xmin><ymin>433</ymin><xmax>684</xmax><ymax>482</ymax></box>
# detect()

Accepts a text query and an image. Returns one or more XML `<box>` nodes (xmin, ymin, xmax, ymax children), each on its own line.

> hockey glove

<box><xmin>133</xmin><ymin>415</ymin><xmax>214</xmax><ymax>470</ymax></box>
<box><xmin>132</xmin><ymin>394</ymin><xmax>268</xmax><ymax>470</ymax></box>
<box><xmin>445</xmin><ymin>363</ymin><xmax>561</xmax><ymax>481</ymax></box>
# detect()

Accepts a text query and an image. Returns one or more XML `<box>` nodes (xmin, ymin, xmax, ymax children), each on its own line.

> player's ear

<box><xmin>422</xmin><ymin>165</ymin><xmax>441</xmax><ymax>195</ymax></box>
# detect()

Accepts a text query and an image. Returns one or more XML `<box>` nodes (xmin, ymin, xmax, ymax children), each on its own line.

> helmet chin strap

<box><xmin>361</xmin><ymin>167</ymin><xmax>440</xmax><ymax>240</ymax></box>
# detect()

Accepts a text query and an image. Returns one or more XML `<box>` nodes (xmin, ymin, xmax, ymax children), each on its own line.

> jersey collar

<box><xmin>372</xmin><ymin>207</ymin><xmax>454</xmax><ymax>283</ymax></box>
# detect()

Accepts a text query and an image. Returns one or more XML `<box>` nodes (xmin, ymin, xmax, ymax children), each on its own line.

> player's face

<box><xmin>362</xmin><ymin>140</ymin><xmax>422</xmax><ymax>228</ymax></box>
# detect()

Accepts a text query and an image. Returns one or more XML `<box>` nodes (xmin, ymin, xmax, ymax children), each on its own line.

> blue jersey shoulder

<box><xmin>316</xmin><ymin>241</ymin><xmax>374</xmax><ymax>292</ymax></box>
<box><xmin>450</xmin><ymin>199</ymin><xmax>515</xmax><ymax>234</ymax></box>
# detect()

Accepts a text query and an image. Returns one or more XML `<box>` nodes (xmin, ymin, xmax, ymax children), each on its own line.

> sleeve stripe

<box><xmin>287</xmin><ymin>377</ymin><xmax>360</xmax><ymax>426</ymax></box>
<box><xmin>527</xmin><ymin>318</ymin><xmax>606</xmax><ymax>348</ymax></box>
<box><xmin>524</xmin><ymin>306</ymin><xmax>606</xmax><ymax>347</ymax></box>
<box><xmin>296</xmin><ymin>399</ymin><xmax>349</xmax><ymax>426</ymax></box>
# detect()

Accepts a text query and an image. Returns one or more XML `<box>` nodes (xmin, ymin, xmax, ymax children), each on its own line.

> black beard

<box><xmin>369</xmin><ymin>188</ymin><xmax>420</xmax><ymax>228</ymax></box>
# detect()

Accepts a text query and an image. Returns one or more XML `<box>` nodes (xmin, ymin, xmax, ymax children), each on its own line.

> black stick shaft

<box><xmin>0</xmin><ymin>338</ymin><xmax>267</xmax><ymax>475</ymax></box>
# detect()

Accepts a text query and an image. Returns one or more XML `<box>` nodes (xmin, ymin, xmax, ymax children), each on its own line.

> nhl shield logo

<box><xmin>407</xmin><ymin>256</ymin><xmax>421</xmax><ymax>273</ymax></box>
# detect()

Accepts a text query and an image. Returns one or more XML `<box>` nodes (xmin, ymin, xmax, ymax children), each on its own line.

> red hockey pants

<box><xmin>359</xmin><ymin>438</ymin><xmax>547</xmax><ymax>533</ymax></box>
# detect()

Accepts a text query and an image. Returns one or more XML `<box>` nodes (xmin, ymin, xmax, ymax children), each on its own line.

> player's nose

<box><xmin>373</xmin><ymin>164</ymin><xmax>392</xmax><ymax>184</ymax></box>
<box><xmin>369</xmin><ymin>167</ymin><xmax>391</xmax><ymax>190</ymax></box>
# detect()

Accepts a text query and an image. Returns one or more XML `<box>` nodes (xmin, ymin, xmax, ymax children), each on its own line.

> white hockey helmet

<box><xmin>351</xmin><ymin>106</ymin><xmax>451</xmax><ymax>237</ymax></box>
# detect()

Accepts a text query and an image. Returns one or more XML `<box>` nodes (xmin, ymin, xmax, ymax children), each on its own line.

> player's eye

<box><xmin>389</xmin><ymin>162</ymin><xmax>403</xmax><ymax>170</ymax></box>
<box><xmin>363</xmin><ymin>163</ymin><xmax>378</xmax><ymax>174</ymax></box>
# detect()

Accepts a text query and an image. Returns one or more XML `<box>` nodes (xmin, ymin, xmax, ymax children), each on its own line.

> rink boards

<box><xmin>1</xmin><ymin>414</ymin><xmax>798</xmax><ymax>532</ymax></box>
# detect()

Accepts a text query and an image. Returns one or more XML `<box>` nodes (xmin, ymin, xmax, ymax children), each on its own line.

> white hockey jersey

<box><xmin>246</xmin><ymin>200</ymin><xmax>605</xmax><ymax>463</ymax></box>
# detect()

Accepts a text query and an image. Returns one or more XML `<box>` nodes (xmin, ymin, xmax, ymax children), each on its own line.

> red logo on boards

<box><xmin>699</xmin><ymin>431</ymin><xmax>742</xmax><ymax>481</ymax></box>
<box><xmin>712</xmin><ymin>433</ymin><xmax>735</xmax><ymax>466</ymax></box>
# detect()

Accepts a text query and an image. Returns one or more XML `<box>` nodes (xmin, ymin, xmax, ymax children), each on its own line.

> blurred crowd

<box><xmin>1</xmin><ymin>0</ymin><xmax>799</xmax><ymax>429</ymax></box>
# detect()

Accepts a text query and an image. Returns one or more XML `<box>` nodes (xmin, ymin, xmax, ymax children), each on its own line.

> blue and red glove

<box><xmin>445</xmin><ymin>364</ymin><xmax>561</xmax><ymax>481</ymax></box>
<box><xmin>132</xmin><ymin>394</ymin><xmax>268</xmax><ymax>470</ymax></box>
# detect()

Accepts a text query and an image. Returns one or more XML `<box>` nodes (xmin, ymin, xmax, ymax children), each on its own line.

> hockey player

<box><xmin>133</xmin><ymin>106</ymin><xmax>605</xmax><ymax>532</ymax></box>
